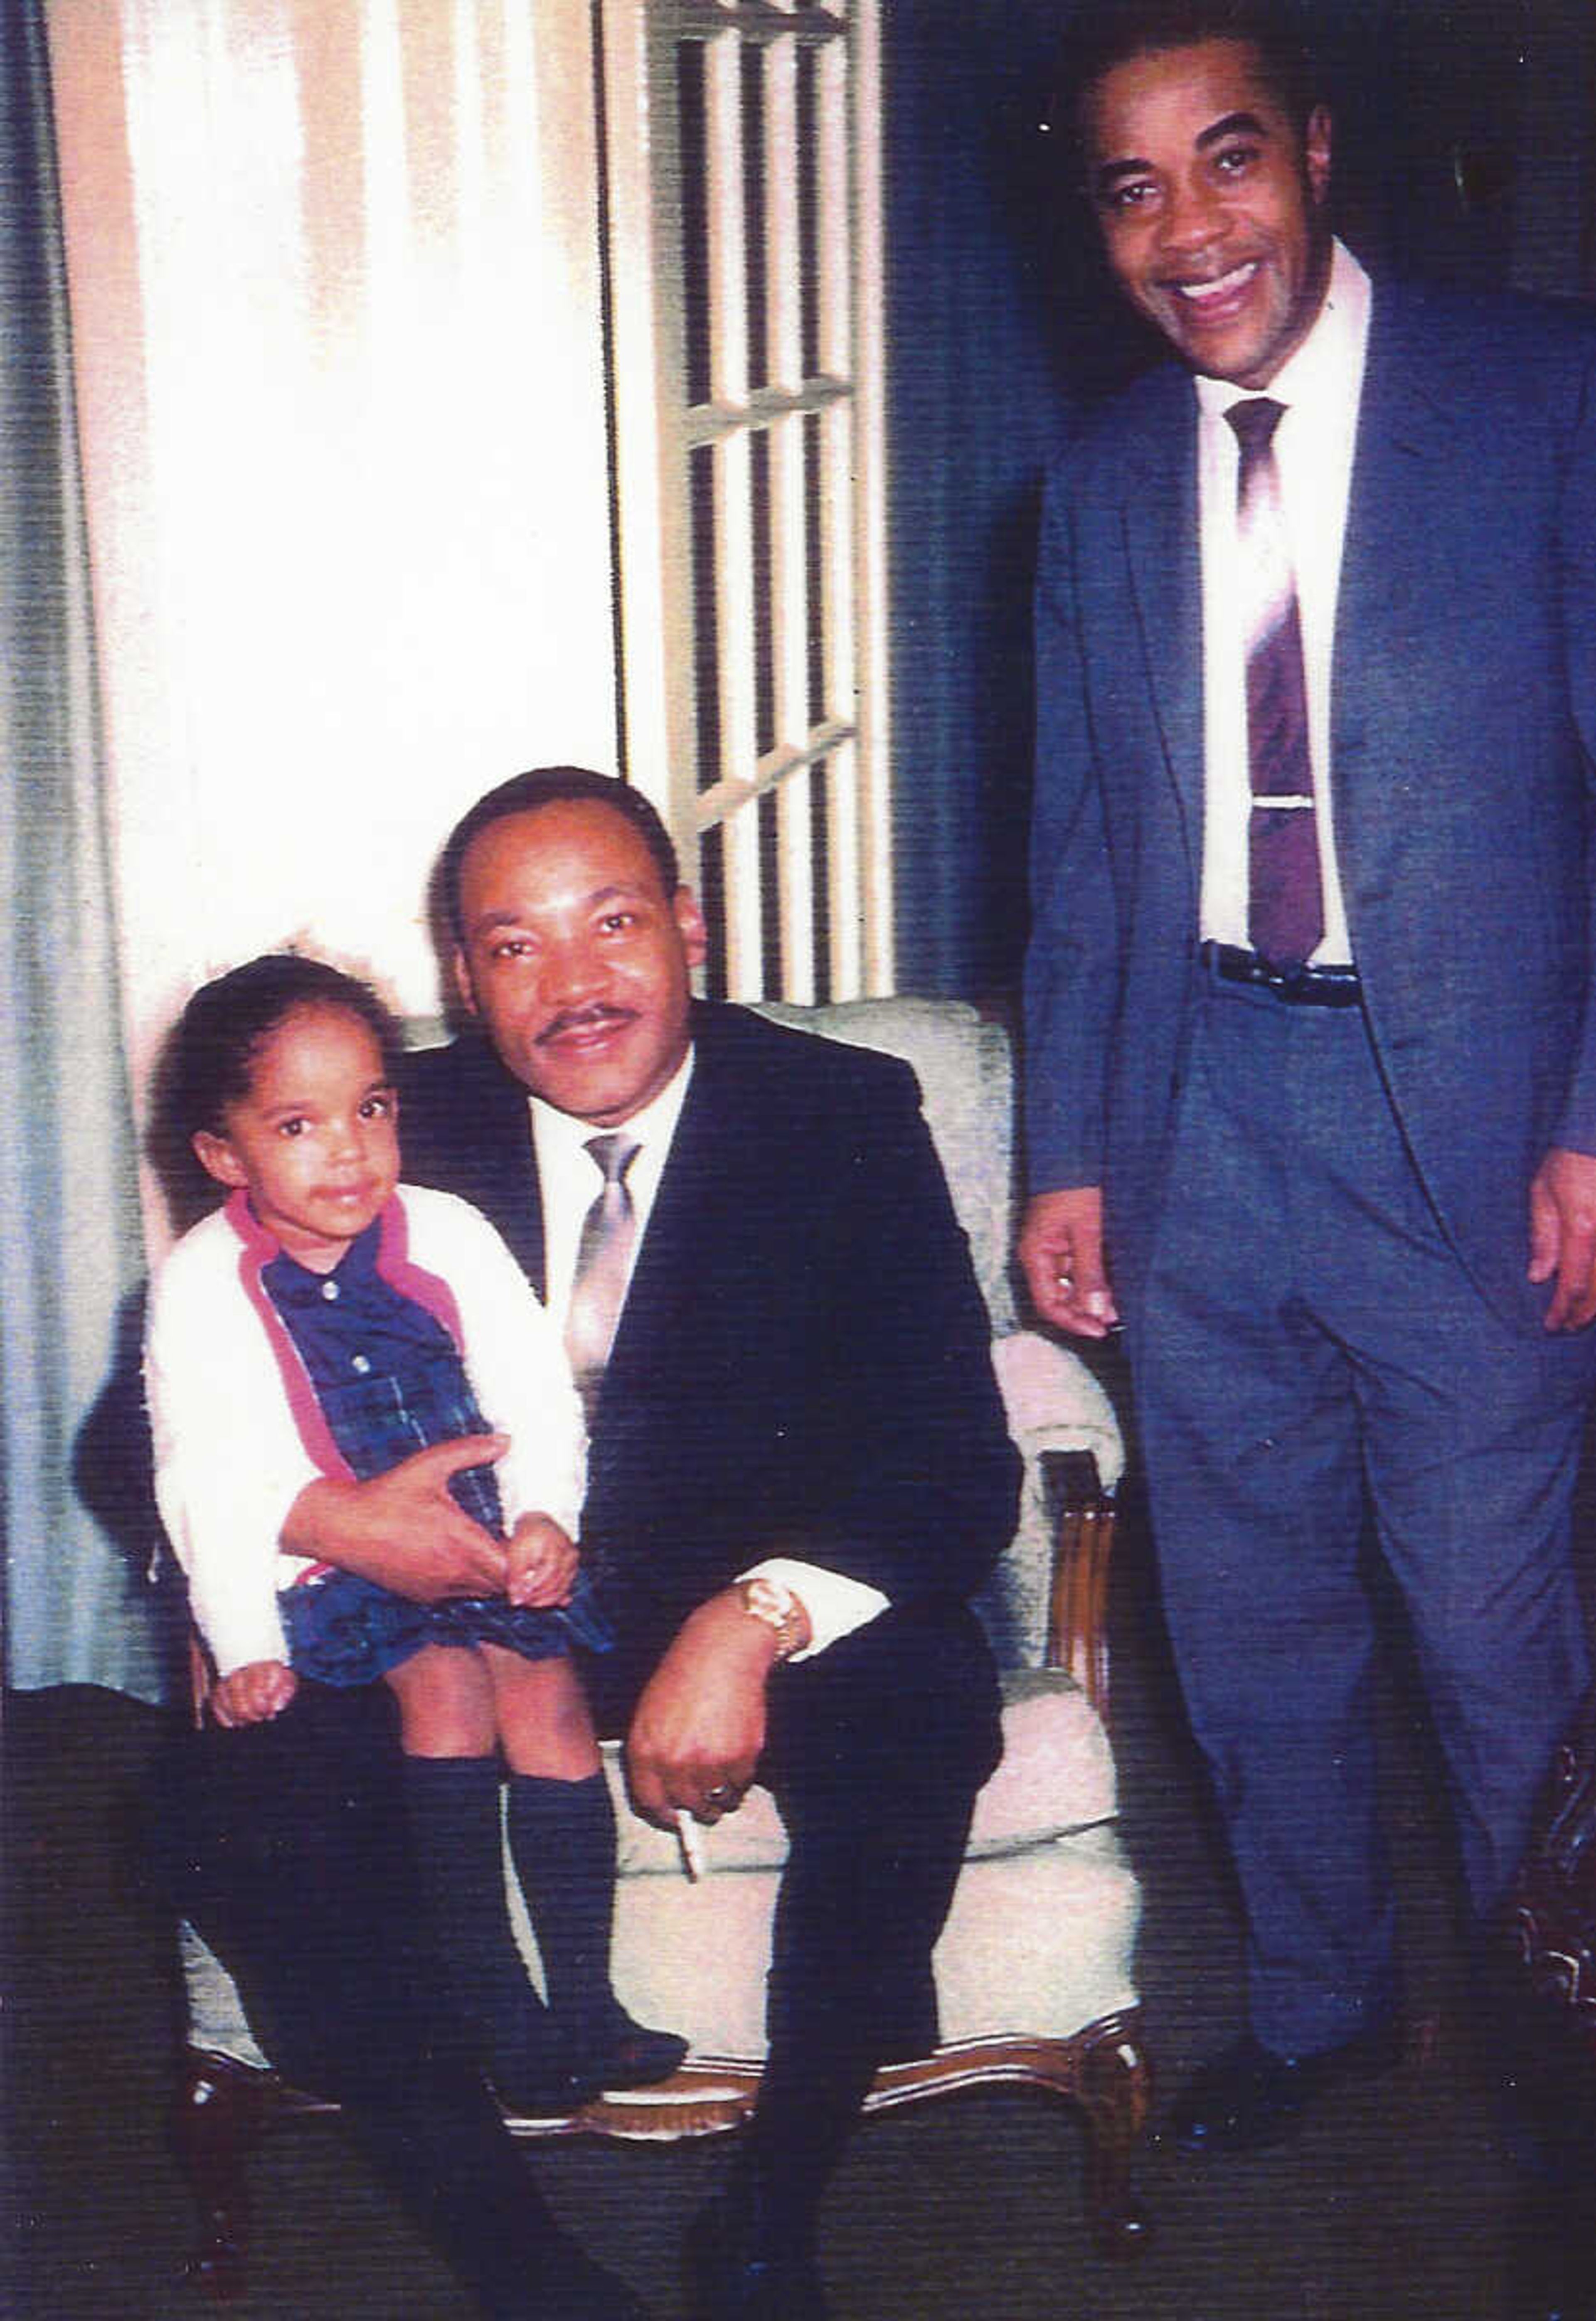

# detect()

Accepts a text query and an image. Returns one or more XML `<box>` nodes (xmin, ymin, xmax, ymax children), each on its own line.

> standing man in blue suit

<box><xmin>1019</xmin><ymin>0</ymin><xmax>1596</xmax><ymax>2161</ymax></box>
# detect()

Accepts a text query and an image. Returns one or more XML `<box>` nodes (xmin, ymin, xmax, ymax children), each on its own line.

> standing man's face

<box><xmin>1083</xmin><ymin>35</ymin><xmax>1332</xmax><ymax>388</ymax></box>
<box><xmin>453</xmin><ymin>800</ymin><xmax>707</xmax><ymax>1126</ymax></box>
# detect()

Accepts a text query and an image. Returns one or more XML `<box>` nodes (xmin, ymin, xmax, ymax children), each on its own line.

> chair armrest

<box><xmin>989</xmin><ymin>1331</ymin><xmax>1124</xmax><ymax>1723</ymax></box>
<box><xmin>1039</xmin><ymin>1450</ymin><xmax>1116</xmax><ymax>1724</ymax></box>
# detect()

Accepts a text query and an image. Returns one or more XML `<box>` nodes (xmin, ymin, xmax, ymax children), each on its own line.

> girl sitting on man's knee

<box><xmin>145</xmin><ymin>953</ymin><xmax>684</xmax><ymax>2110</ymax></box>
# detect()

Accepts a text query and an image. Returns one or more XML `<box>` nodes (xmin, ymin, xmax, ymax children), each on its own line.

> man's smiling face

<box><xmin>1084</xmin><ymin>35</ymin><xmax>1332</xmax><ymax>388</ymax></box>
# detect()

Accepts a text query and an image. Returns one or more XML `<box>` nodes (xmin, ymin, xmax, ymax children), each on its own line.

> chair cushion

<box><xmin>183</xmin><ymin>1668</ymin><xmax>1122</xmax><ymax>2069</ymax></box>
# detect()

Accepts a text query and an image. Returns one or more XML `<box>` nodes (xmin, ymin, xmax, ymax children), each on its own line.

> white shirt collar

<box><xmin>528</xmin><ymin>1041</ymin><xmax>695</xmax><ymax>1172</ymax></box>
<box><xmin>528</xmin><ymin>1044</ymin><xmax>695</xmax><ymax>1322</ymax></box>
<box><xmin>1194</xmin><ymin>237</ymin><xmax>1370</xmax><ymax>426</ymax></box>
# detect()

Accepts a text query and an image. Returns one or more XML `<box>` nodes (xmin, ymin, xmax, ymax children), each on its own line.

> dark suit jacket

<box><xmin>1025</xmin><ymin>273</ymin><xmax>1596</xmax><ymax>1329</ymax></box>
<box><xmin>398</xmin><ymin>1002</ymin><xmax>1020</xmax><ymax>1671</ymax></box>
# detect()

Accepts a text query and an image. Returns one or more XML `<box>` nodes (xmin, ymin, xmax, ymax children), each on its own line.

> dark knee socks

<box><xmin>402</xmin><ymin>1754</ymin><xmax>554</xmax><ymax>2094</ymax></box>
<box><xmin>505</xmin><ymin>1769</ymin><xmax>624</xmax><ymax>2062</ymax></box>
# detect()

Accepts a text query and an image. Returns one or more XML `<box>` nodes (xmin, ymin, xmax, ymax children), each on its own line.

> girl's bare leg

<box><xmin>483</xmin><ymin>1646</ymin><xmax>600</xmax><ymax>1779</ymax></box>
<box><xmin>384</xmin><ymin>1643</ymin><xmax>496</xmax><ymax>1758</ymax></box>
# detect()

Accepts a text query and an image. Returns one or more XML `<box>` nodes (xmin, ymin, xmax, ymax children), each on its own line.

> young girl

<box><xmin>145</xmin><ymin>953</ymin><xmax>684</xmax><ymax>2111</ymax></box>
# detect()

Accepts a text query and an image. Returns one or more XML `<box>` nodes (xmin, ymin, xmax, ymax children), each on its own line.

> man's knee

<box><xmin>766</xmin><ymin>1597</ymin><xmax>1002</xmax><ymax>1804</ymax></box>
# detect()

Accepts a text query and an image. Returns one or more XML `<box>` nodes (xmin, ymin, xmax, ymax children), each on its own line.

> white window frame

<box><xmin>600</xmin><ymin>0</ymin><xmax>891</xmax><ymax>1003</ymax></box>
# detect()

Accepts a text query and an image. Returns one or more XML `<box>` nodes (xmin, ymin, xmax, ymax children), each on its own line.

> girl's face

<box><xmin>192</xmin><ymin>1003</ymin><xmax>400</xmax><ymax>1270</ymax></box>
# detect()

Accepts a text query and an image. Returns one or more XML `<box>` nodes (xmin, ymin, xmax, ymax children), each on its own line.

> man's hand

<box><xmin>506</xmin><ymin>1513</ymin><xmax>579</xmax><ymax>1609</ymax></box>
<box><xmin>1529</xmin><ymin>1147</ymin><xmax>1596</xmax><ymax>1332</ymax></box>
<box><xmin>283</xmin><ymin>1437</ymin><xmax>512</xmax><ymax>1601</ymax></box>
<box><xmin>1018</xmin><ymin>1186</ymin><xmax>1119</xmax><ymax>1339</ymax></box>
<box><xmin>211</xmin><ymin>1659</ymin><xmax>298</xmax><ymax>1728</ymax></box>
<box><xmin>624</xmin><ymin>1591</ymin><xmax>782</xmax><ymax>1830</ymax></box>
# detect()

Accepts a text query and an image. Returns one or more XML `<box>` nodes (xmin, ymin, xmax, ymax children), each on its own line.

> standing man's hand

<box><xmin>624</xmin><ymin>1592</ymin><xmax>788</xmax><ymax>1829</ymax></box>
<box><xmin>1018</xmin><ymin>1186</ymin><xmax>1120</xmax><ymax>1339</ymax></box>
<box><xmin>283</xmin><ymin>1437</ymin><xmax>513</xmax><ymax>1601</ymax></box>
<box><xmin>1529</xmin><ymin>1148</ymin><xmax>1596</xmax><ymax>1332</ymax></box>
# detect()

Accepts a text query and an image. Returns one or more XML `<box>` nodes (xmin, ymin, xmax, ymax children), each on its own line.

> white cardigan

<box><xmin>145</xmin><ymin>1184</ymin><xmax>586</xmax><ymax>1676</ymax></box>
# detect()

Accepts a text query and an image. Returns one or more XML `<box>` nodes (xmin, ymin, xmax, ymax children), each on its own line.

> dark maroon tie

<box><xmin>1228</xmin><ymin>396</ymin><xmax>1322</xmax><ymax>970</ymax></box>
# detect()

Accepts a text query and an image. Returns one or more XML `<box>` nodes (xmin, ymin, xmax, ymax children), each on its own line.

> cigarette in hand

<box><xmin>674</xmin><ymin>1808</ymin><xmax>704</xmax><ymax>1882</ymax></box>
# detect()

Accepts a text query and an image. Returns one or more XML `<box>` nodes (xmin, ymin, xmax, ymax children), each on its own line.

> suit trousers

<box><xmin>1128</xmin><ymin>972</ymin><xmax>1594</xmax><ymax>2056</ymax></box>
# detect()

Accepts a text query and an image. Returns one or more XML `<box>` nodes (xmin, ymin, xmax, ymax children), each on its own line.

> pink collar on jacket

<box><xmin>223</xmin><ymin>1187</ymin><xmax>470</xmax><ymax>1580</ymax></box>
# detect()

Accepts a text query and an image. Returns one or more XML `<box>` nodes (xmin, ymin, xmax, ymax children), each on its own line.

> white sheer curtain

<box><xmin>46</xmin><ymin>0</ymin><xmax>618</xmax><ymax>1152</ymax></box>
<box><xmin>2</xmin><ymin>0</ymin><xmax>177</xmax><ymax>1701</ymax></box>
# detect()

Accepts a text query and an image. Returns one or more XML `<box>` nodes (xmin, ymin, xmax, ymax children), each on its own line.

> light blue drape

<box><xmin>1</xmin><ymin>0</ymin><xmax>182</xmax><ymax>1705</ymax></box>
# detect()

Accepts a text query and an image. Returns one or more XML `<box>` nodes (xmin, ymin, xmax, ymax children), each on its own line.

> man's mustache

<box><xmin>536</xmin><ymin>1004</ymin><xmax>636</xmax><ymax>1045</ymax></box>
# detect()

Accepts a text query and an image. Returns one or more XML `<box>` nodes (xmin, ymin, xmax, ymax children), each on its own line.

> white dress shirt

<box><xmin>1196</xmin><ymin>237</ymin><xmax>1371</xmax><ymax>964</ymax></box>
<box><xmin>531</xmin><ymin>1048</ymin><xmax>887</xmax><ymax>1657</ymax></box>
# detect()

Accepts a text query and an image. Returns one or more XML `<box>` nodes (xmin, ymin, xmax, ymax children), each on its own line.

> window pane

<box><xmin>741</xmin><ymin>42</ymin><xmax>768</xmax><ymax>392</ymax></box>
<box><xmin>751</xmin><ymin>426</ymin><xmax>775</xmax><ymax>759</ymax></box>
<box><xmin>759</xmin><ymin>787</ymin><xmax>783</xmax><ymax>992</ymax></box>
<box><xmin>677</xmin><ymin>42</ymin><xmax>711</xmax><ymax>407</ymax></box>
<box><xmin>796</xmin><ymin>43</ymin><xmax>820</xmax><ymax>380</ymax></box>
<box><xmin>699</xmin><ymin>818</ymin><xmax>727</xmax><ymax>999</ymax></box>
<box><xmin>803</xmin><ymin>411</ymin><xmax>826</xmax><ymax>725</ymax></box>
<box><xmin>810</xmin><ymin>754</ymin><xmax>833</xmax><ymax>1004</ymax></box>
<box><xmin>689</xmin><ymin>442</ymin><xmax>721</xmax><ymax>791</ymax></box>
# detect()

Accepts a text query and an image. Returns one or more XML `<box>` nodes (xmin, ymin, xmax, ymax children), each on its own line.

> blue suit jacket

<box><xmin>397</xmin><ymin>1002</ymin><xmax>1019</xmax><ymax>1670</ymax></box>
<box><xmin>1025</xmin><ymin>274</ymin><xmax>1596</xmax><ymax>1329</ymax></box>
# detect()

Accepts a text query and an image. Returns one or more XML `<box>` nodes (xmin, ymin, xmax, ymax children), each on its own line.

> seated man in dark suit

<box><xmin>277</xmin><ymin>766</ymin><xmax>1019</xmax><ymax>2318</ymax></box>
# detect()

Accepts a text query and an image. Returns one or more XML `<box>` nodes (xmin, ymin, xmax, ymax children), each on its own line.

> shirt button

<box><xmin>351</xmin><ymin>1354</ymin><xmax>371</xmax><ymax>1375</ymax></box>
<box><xmin>321</xmin><ymin>1279</ymin><xmax>340</xmax><ymax>1302</ymax></box>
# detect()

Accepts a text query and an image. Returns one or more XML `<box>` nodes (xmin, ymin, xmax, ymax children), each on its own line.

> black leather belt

<box><xmin>1200</xmin><ymin>941</ymin><xmax>1362</xmax><ymax>1008</ymax></box>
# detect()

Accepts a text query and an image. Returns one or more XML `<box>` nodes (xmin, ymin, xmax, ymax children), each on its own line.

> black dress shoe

<box><xmin>687</xmin><ymin>2194</ymin><xmax>830</xmax><ymax>2320</ymax></box>
<box><xmin>548</xmin><ymin>2016</ymin><xmax>690</xmax><ymax>2108</ymax></box>
<box><xmin>1168</xmin><ymin>2024</ymin><xmax>1403</xmax><ymax>2156</ymax></box>
<box><xmin>591</xmin><ymin>2019</ymin><xmax>690</xmax><ymax>2092</ymax></box>
<box><xmin>500</xmin><ymin>2016</ymin><xmax>689</xmax><ymax>2113</ymax></box>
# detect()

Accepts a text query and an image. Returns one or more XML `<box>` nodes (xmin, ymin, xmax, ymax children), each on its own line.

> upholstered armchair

<box><xmin>173</xmin><ymin>997</ymin><xmax>1151</xmax><ymax>2296</ymax></box>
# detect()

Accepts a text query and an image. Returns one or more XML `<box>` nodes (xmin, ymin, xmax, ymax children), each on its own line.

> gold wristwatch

<box><xmin>736</xmin><ymin>1575</ymin><xmax>809</xmax><ymax>1661</ymax></box>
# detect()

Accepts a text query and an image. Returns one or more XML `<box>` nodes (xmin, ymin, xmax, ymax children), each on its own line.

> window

<box><xmin>601</xmin><ymin>0</ymin><xmax>890</xmax><ymax>1002</ymax></box>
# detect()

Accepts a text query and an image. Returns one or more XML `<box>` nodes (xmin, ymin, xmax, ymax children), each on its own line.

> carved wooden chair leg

<box><xmin>171</xmin><ymin>2051</ymin><xmax>272</xmax><ymax>2301</ymax></box>
<box><xmin>1074</xmin><ymin>2011</ymin><xmax>1153</xmax><ymax>2258</ymax></box>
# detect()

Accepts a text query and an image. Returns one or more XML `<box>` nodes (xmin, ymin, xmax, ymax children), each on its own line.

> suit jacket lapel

<box><xmin>1331</xmin><ymin>280</ymin><xmax>1461</xmax><ymax>867</ymax></box>
<box><xmin>1121</xmin><ymin>367</ymin><xmax>1206</xmax><ymax>844</ymax></box>
<box><xmin>465</xmin><ymin>1040</ymin><xmax>548</xmax><ymax>1298</ymax></box>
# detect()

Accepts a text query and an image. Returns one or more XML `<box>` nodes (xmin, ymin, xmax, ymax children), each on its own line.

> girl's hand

<box><xmin>506</xmin><ymin>1514</ymin><xmax>579</xmax><ymax>1609</ymax></box>
<box><xmin>211</xmin><ymin>1660</ymin><xmax>298</xmax><ymax>1727</ymax></box>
